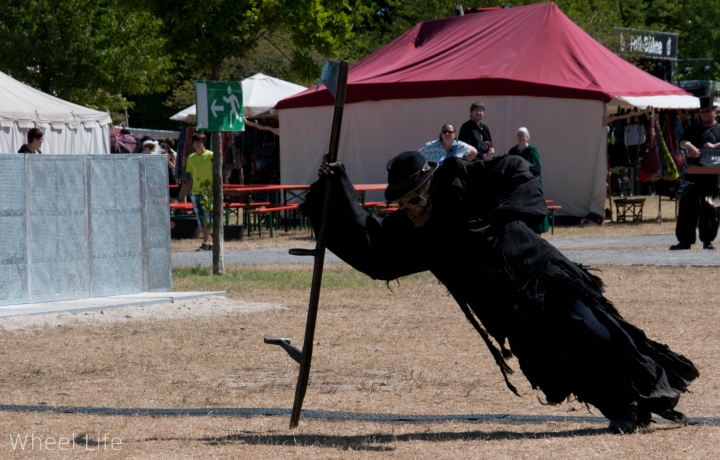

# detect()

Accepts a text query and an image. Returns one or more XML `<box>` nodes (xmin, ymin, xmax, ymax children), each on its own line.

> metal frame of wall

<box><xmin>0</xmin><ymin>154</ymin><xmax>172</xmax><ymax>306</ymax></box>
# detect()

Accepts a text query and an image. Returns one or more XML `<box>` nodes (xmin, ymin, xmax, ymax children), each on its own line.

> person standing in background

<box><xmin>459</xmin><ymin>101</ymin><xmax>494</xmax><ymax>158</ymax></box>
<box><xmin>671</xmin><ymin>96</ymin><xmax>720</xmax><ymax>250</ymax></box>
<box><xmin>182</xmin><ymin>133</ymin><xmax>214</xmax><ymax>251</ymax></box>
<box><xmin>162</xmin><ymin>139</ymin><xmax>178</xmax><ymax>201</ymax></box>
<box><xmin>140</xmin><ymin>140</ymin><xmax>156</xmax><ymax>154</ymax></box>
<box><xmin>18</xmin><ymin>128</ymin><xmax>44</xmax><ymax>154</ymax></box>
<box><xmin>509</xmin><ymin>127</ymin><xmax>549</xmax><ymax>234</ymax></box>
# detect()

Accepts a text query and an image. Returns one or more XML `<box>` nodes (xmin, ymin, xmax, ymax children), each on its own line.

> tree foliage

<box><xmin>4</xmin><ymin>0</ymin><xmax>713</xmax><ymax>127</ymax></box>
<box><xmin>145</xmin><ymin>0</ymin><xmax>350</xmax><ymax>80</ymax></box>
<box><xmin>644</xmin><ymin>0</ymin><xmax>720</xmax><ymax>80</ymax></box>
<box><xmin>340</xmin><ymin>0</ymin><xmax>720</xmax><ymax>82</ymax></box>
<box><xmin>0</xmin><ymin>0</ymin><xmax>172</xmax><ymax>122</ymax></box>
<box><xmin>164</xmin><ymin>29</ymin><xmax>318</xmax><ymax>112</ymax></box>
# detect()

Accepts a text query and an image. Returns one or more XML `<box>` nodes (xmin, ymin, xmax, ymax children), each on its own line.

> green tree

<box><xmin>146</xmin><ymin>0</ymin><xmax>350</xmax><ymax>81</ymax></box>
<box><xmin>0</xmin><ymin>0</ymin><xmax>173</xmax><ymax>123</ymax></box>
<box><xmin>339</xmin><ymin>0</ymin><xmax>629</xmax><ymax>63</ymax></box>
<box><xmin>164</xmin><ymin>29</ymin><xmax>317</xmax><ymax>114</ymax></box>
<box><xmin>644</xmin><ymin>0</ymin><xmax>720</xmax><ymax>81</ymax></box>
<box><xmin>145</xmin><ymin>0</ymin><xmax>350</xmax><ymax>274</ymax></box>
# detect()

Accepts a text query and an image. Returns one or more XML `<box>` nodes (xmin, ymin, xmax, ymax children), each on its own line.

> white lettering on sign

<box><xmin>619</xmin><ymin>32</ymin><xmax>674</xmax><ymax>58</ymax></box>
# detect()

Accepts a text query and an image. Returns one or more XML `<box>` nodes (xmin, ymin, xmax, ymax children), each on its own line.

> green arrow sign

<box><xmin>195</xmin><ymin>80</ymin><xmax>244</xmax><ymax>131</ymax></box>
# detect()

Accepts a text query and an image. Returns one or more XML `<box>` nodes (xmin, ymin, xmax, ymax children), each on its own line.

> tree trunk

<box><xmin>210</xmin><ymin>61</ymin><xmax>225</xmax><ymax>275</ymax></box>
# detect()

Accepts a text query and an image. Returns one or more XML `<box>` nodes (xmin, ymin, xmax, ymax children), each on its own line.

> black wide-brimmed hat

<box><xmin>700</xmin><ymin>96</ymin><xmax>717</xmax><ymax>109</ymax></box>
<box><xmin>385</xmin><ymin>151</ymin><xmax>438</xmax><ymax>201</ymax></box>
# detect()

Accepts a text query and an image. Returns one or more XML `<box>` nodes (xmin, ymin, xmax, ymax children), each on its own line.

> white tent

<box><xmin>0</xmin><ymin>71</ymin><xmax>112</xmax><ymax>154</ymax></box>
<box><xmin>170</xmin><ymin>73</ymin><xmax>306</xmax><ymax>122</ymax></box>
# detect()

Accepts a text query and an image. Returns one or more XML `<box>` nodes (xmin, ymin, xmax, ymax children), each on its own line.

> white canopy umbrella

<box><xmin>170</xmin><ymin>73</ymin><xmax>306</xmax><ymax>122</ymax></box>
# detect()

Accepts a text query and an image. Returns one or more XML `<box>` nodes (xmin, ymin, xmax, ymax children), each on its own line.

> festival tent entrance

<box><xmin>276</xmin><ymin>2</ymin><xmax>697</xmax><ymax>220</ymax></box>
<box><xmin>0</xmin><ymin>71</ymin><xmax>112</xmax><ymax>154</ymax></box>
<box><xmin>170</xmin><ymin>73</ymin><xmax>306</xmax><ymax>122</ymax></box>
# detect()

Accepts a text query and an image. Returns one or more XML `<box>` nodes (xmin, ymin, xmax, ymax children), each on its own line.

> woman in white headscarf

<box><xmin>509</xmin><ymin>127</ymin><xmax>549</xmax><ymax>234</ymax></box>
<box><xmin>141</xmin><ymin>140</ymin><xmax>156</xmax><ymax>155</ymax></box>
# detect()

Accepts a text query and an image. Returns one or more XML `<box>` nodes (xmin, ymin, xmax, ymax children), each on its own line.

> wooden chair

<box><xmin>614</xmin><ymin>198</ymin><xmax>645</xmax><ymax>223</ymax></box>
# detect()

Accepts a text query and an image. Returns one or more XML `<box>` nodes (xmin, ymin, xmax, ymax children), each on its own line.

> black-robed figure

<box><xmin>305</xmin><ymin>151</ymin><xmax>698</xmax><ymax>433</ymax></box>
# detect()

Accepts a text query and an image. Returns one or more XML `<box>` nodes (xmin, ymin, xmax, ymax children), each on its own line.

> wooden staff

<box><xmin>289</xmin><ymin>60</ymin><xmax>349</xmax><ymax>428</ymax></box>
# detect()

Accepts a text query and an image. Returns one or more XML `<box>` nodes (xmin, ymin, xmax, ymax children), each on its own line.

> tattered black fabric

<box><xmin>304</xmin><ymin>155</ymin><xmax>698</xmax><ymax>421</ymax></box>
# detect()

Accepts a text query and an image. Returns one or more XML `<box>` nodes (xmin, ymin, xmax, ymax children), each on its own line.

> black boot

<box><xmin>670</xmin><ymin>242</ymin><xmax>692</xmax><ymax>250</ymax></box>
<box><xmin>606</xmin><ymin>401</ymin><xmax>639</xmax><ymax>434</ymax></box>
<box><xmin>657</xmin><ymin>409</ymin><xmax>689</xmax><ymax>425</ymax></box>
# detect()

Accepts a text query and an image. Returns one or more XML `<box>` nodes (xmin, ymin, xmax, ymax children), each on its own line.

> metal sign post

<box><xmin>194</xmin><ymin>80</ymin><xmax>244</xmax><ymax>275</ymax></box>
<box><xmin>264</xmin><ymin>60</ymin><xmax>349</xmax><ymax>428</ymax></box>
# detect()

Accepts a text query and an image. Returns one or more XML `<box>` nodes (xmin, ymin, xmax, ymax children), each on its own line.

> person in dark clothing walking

<box><xmin>18</xmin><ymin>127</ymin><xmax>44</xmax><ymax>154</ymax></box>
<box><xmin>671</xmin><ymin>97</ymin><xmax>720</xmax><ymax>250</ymax></box>
<box><xmin>458</xmin><ymin>101</ymin><xmax>494</xmax><ymax>158</ymax></box>
<box><xmin>307</xmin><ymin>150</ymin><xmax>698</xmax><ymax>434</ymax></box>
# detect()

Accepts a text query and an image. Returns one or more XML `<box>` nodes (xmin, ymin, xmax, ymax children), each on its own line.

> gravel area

<box><xmin>545</xmin><ymin>234</ymin><xmax>679</xmax><ymax>249</ymax></box>
<box><xmin>172</xmin><ymin>247</ymin><xmax>344</xmax><ymax>268</ymax></box>
<box><xmin>562</xmin><ymin>249</ymin><xmax>720</xmax><ymax>266</ymax></box>
<box><xmin>546</xmin><ymin>234</ymin><xmax>720</xmax><ymax>249</ymax></box>
<box><xmin>172</xmin><ymin>237</ymin><xmax>720</xmax><ymax>267</ymax></box>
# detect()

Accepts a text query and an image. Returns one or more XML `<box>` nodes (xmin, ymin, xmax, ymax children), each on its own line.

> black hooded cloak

<box><xmin>304</xmin><ymin>155</ymin><xmax>698</xmax><ymax>421</ymax></box>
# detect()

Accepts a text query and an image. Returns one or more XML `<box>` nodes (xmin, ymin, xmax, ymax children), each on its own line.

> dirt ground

<box><xmin>0</xmin><ymin>264</ymin><xmax>717</xmax><ymax>458</ymax></box>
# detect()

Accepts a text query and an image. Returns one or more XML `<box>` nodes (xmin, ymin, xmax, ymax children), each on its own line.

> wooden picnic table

<box><xmin>171</xmin><ymin>183</ymin><xmax>389</xmax><ymax>231</ymax></box>
<box><xmin>354</xmin><ymin>184</ymin><xmax>387</xmax><ymax>191</ymax></box>
<box><xmin>222</xmin><ymin>186</ymin><xmax>284</xmax><ymax>226</ymax></box>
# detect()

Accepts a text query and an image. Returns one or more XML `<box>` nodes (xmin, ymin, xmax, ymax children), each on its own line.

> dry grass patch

<box><xmin>0</xmin><ymin>415</ymin><xmax>717</xmax><ymax>459</ymax></box>
<box><xmin>0</xmin><ymin>264</ymin><xmax>717</xmax><ymax>457</ymax></box>
<box><xmin>548</xmin><ymin>220</ymin><xmax>676</xmax><ymax>239</ymax></box>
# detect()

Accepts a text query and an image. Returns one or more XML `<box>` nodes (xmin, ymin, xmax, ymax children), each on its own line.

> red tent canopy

<box><xmin>277</xmin><ymin>2</ymin><xmax>688</xmax><ymax>109</ymax></box>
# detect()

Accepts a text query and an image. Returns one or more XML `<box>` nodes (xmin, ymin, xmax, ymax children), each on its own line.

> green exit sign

<box><xmin>195</xmin><ymin>81</ymin><xmax>244</xmax><ymax>131</ymax></box>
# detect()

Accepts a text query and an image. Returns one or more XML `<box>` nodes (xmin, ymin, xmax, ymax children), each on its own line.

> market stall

<box><xmin>171</xmin><ymin>73</ymin><xmax>306</xmax><ymax>184</ymax></box>
<box><xmin>276</xmin><ymin>2</ymin><xmax>698</xmax><ymax>221</ymax></box>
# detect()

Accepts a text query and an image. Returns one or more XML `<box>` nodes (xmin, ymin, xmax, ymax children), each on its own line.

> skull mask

<box><xmin>398</xmin><ymin>180</ymin><xmax>433</xmax><ymax>226</ymax></box>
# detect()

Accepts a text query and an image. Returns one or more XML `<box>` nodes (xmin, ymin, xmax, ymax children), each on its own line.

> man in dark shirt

<box><xmin>671</xmin><ymin>96</ymin><xmax>720</xmax><ymax>250</ymax></box>
<box><xmin>18</xmin><ymin>127</ymin><xmax>43</xmax><ymax>154</ymax></box>
<box><xmin>458</xmin><ymin>101</ymin><xmax>494</xmax><ymax>158</ymax></box>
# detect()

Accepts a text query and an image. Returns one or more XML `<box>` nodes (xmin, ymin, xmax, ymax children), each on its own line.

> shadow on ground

<box><xmin>0</xmin><ymin>404</ymin><xmax>714</xmax><ymax>425</ymax></box>
<box><xmin>138</xmin><ymin>425</ymin><xmax>692</xmax><ymax>451</ymax></box>
<box><xmin>0</xmin><ymin>405</ymin><xmax>705</xmax><ymax>451</ymax></box>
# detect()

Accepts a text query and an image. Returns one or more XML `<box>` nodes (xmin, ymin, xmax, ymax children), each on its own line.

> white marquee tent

<box><xmin>170</xmin><ymin>73</ymin><xmax>306</xmax><ymax>122</ymax></box>
<box><xmin>0</xmin><ymin>71</ymin><xmax>112</xmax><ymax>154</ymax></box>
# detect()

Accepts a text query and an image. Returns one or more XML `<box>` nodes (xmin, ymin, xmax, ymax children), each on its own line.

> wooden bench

<box><xmin>248</xmin><ymin>204</ymin><xmax>300</xmax><ymax>237</ymax></box>
<box><xmin>363</xmin><ymin>201</ymin><xmax>401</xmax><ymax>215</ymax></box>
<box><xmin>169</xmin><ymin>202</ymin><xmax>194</xmax><ymax>213</ymax></box>
<box><xmin>224</xmin><ymin>201</ymin><xmax>272</xmax><ymax>224</ymax></box>
<box><xmin>547</xmin><ymin>205</ymin><xmax>561</xmax><ymax>235</ymax></box>
<box><xmin>614</xmin><ymin>198</ymin><xmax>645</xmax><ymax>223</ymax></box>
<box><xmin>363</xmin><ymin>201</ymin><xmax>386</xmax><ymax>209</ymax></box>
<box><xmin>172</xmin><ymin>201</ymin><xmax>273</xmax><ymax>226</ymax></box>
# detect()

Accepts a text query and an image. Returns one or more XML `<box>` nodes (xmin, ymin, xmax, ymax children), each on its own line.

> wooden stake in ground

<box><xmin>264</xmin><ymin>60</ymin><xmax>349</xmax><ymax>428</ymax></box>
